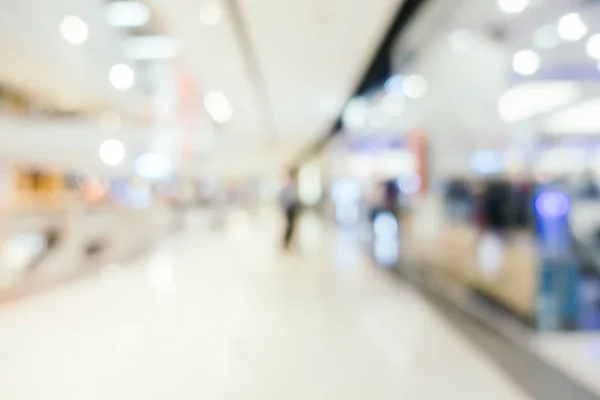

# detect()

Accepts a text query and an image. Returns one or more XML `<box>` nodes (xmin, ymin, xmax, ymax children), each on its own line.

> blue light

<box><xmin>535</xmin><ymin>191</ymin><xmax>570</xmax><ymax>218</ymax></box>
<box><xmin>134</xmin><ymin>153</ymin><xmax>172</xmax><ymax>179</ymax></box>
<box><xmin>469</xmin><ymin>150</ymin><xmax>503</xmax><ymax>175</ymax></box>
<box><xmin>373</xmin><ymin>211</ymin><xmax>398</xmax><ymax>237</ymax></box>
<box><xmin>397</xmin><ymin>174</ymin><xmax>421</xmax><ymax>195</ymax></box>
<box><xmin>384</xmin><ymin>75</ymin><xmax>404</xmax><ymax>94</ymax></box>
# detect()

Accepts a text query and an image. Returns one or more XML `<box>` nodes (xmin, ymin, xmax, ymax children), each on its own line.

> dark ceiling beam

<box><xmin>290</xmin><ymin>0</ymin><xmax>429</xmax><ymax>168</ymax></box>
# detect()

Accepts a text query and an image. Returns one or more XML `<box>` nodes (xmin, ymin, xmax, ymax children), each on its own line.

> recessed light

<box><xmin>512</xmin><ymin>50</ymin><xmax>540</xmax><ymax>76</ymax></box>
<box><xmin>557</xmin><ymin>13</ymin><xmax>587</xmax><ymax>42</ymax></box>
<box><xmin>204</xmin><ymin>91</ymin><xmax>233</xmax><ymax>123</ymax></box>
<box><xmin>99</xmin><ymin>139</ymin><xmax>125</xmax><ymax>166</ymax></box>
<box><xmin>59</xmin><ymin>15</ymin><xmax>88</xmax><ymax>45</ymax></box>
<box><xmin>105</xmin><ymin>1</ymin><xmax>150</xmax><ymax>27</ymax></box>
<box><xmin>135</xmin><ymin>153</ymin><xmax>172</xmax><ymax>179</ymax></box>
<box><xmin>587</xmin><ymin>34</ymin><xmax>600</xmax><ymax>59</ymax></box>
<box><xmin>498</xmin><ymin>0</ymin><xmax>529</xmax><ymax>14</ymax></box>
<box><xmin>384</xmin><ymin>75</ymin><xmax>404</xmax><ymax>94</ymax></box>
<box><xmin>109</xmin><ymin>64</ymin><xmax>135</xmax><ymax>91</ymax></box>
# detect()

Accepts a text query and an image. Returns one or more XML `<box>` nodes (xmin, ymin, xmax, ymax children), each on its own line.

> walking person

<box><xmin>281</xmin><ymin>171</ymin><xmax>299</xmax><ymax>250</ymax></box>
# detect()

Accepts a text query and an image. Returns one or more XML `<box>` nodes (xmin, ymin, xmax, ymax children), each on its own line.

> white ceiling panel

<box><xmin>146</xmin><ymin>0</ymin><xmax>403</xmax><ymax>173</ymax></box>
<box><xmin>0</xmin><ymin>0</ymin><xmax>144</xmax><ymax>111</ymax></box>
<box><xmin>240</xmin><ymin>0</ymin><xmax>402</xmax><ymax>141</ymax></box>
<box><xmin>0</xmin><ymin>0</ymin><xmax>405</xmax><ymax>178</ymax></box>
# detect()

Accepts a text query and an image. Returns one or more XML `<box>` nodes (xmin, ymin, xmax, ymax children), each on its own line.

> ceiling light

<box><xmin>123</xmin><ymin>36</ymin><xmax>181</xmax><ymax>60</ymax></box>
<box><xmin>59</xmin><ymin>15</ymin><xmax>89</xmax><ymax>45</ymax></box>
<box><xmin>498</xmin><ymin>0</ymin><xmax>529</xmax><ymax>14</ymax></box>
<box><xmin>557</xmin><ymin>13</ymin><xmax>587</xmax><ymax>42</ymax></box>
<box><xmin>533</xmin><ymin>24</ymin><xmax>559</xmax><ymax>49</ymax></box>
<box><xmin>402</xmin><ymin>75</ymin><xmax>427</xmax><ymax>99</ymax></box>
<box><xmin>105</xmin><ymin>1</ymin><xmax>150</xmax><ymax>27</ymax></box>
<box><xmin>512</xmin><ymin>50</ymin><xmax>540</xmax><ymax>76</ymax></box>
<box><xmin>544</xmin><ymin>98</ymin><xmax>600</xmax><ymax>134</ymax></box>
<box><xmin>204</xmin><ymin>91</ymin><xmax>233</xmax><ymax>123</ymax></box>
<box><xmin>384</xmin><ymin>75</ymin><xmax>403</xmax><ymax>94</ymax></box>
<box><xmin>99</xmin><ymin>139</ymin><xmax>125</xmax><ymax>166</ymax></box>
<box><xmin>448</xmin><ymin>29</ymin><xmax>476</xmax><ymax>52</ymax></box>
<box><xmin>469</xmin><ymin>150</ymin><xmax>504</xmax><ymax>175</ymax></box>
<box><xmin>109</xmin><ymin>64</ymin><xmax>135</xmax><ymax>91</ymax></box>
<box><xmin>199</xmin><ymin>1</ymin><xmax>223</xmax><ymax>26</ymax></box>
<box><xmin>498</xmin><ymin>81</ymin><xmax>580</xmax><ymax>123</ymax></box>
<box><xmin>134</xmin><ymin>153</ymin><xmax>172</xmax><ymax>179</ymax></box>
<box><xmin>587</xmin><ymin>34</ymin><xmax>600</xmax><ymax>59</ymax></box>
<box><xmin>342</xmin><ymin>97</ymin><xmax>370</xmax><ymax>131</ymax></box>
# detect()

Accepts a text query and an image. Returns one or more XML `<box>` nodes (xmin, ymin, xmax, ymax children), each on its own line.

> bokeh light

<box><xmin>109</xmin><ymin>64</ymin><xmax>135</xmax><ymax>91</ymax></box>
<box><xmin>203</xmin><ymin>91</ymin><xmax>233</xmax><ymax>123</ymax></box>
<box><xmin>557</xmin><ymin>13</ymin><xmax>587</xmax><ymax>42</ymax></box>
<box><xmin>535</xmin><ymin>191</ymin><xmax>570</xmax><ymax>218</ymax></box>
<box><xmin>99</xmin><ymin>139</ymin><xmax>125</xmax><ymax>166</ymax></box>
<box><xmin>403</xmin><ymin>75</ymin><xmax>427</xmax><ymax>99</ymax></box>
<box><xmin>498</xmin><ymin>0</ymin><xmax>529</xmax><ymax>14</ymax></box>
<box><xmin>512</xmin><ymin>50</ymin><xmax>540</xmax><ymax>76</ymax></box>
<box><xmin>59</xmin><ymin>15</ymin><xmax>89</xmax><ymax>45</ymax></box>
<box><xmin>586</xmin><ymin>34</ymin><xmax>600</xmax><ymax>60</ymax></box>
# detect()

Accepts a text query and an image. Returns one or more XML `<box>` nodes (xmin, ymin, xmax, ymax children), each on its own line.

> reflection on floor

<box><xmin>534</xmin><ymin>334</ymin><xmax>600</xmax><ymax>396</ymax></box>
<box><xmin>0</xmin><ymin>209</ymin><xmax>533</xmax><ymax>399</ymax></box>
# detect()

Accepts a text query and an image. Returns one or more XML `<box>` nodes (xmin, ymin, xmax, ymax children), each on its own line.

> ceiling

<box><xmin>383</xmin><ymin>0</ymin><xmax>600</xmax><ymax>175</ymax></box>
<box><xmin>0</xmin><ymin>0</ymin><xmax>404</xmax><ymax>178</ymax></box>
<box><xmin>0</xmin><ymin>0</ymin><xmax>142</xmax><ymax>112</ymax></box>
<box><xmin>146</xmin><ymin>0</ymin><xmax>403</xmax><ymax>175</ymax></box>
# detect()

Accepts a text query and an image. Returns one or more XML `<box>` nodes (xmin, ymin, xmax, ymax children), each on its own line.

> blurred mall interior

<box><xmin>3</xmin><ymin>0</ymin><xmax>600</xmax><ymax>398</ymax></box>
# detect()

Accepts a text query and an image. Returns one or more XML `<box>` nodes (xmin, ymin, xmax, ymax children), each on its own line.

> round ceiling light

<box><xmin>498</xmin><ymin>0</ymin><xmax>529</xmax><ymax>14</ymax></box>
<box><xmin>402</xmin><ymin>75</ymin><xmax>427</xmax><ymax>99</ymax></box>
<box><xmin>384</xmin><ymin>75</ymin><xmax>404</xmax><ymax>94</ymax></box>
<box><xmin>512</xmin><ymin>50</ymin><xmax>540</xmax><ymax>76</ymax></box>
<box><xmin>199</xmin><ymin>1</ymin><xmax>223</xmax><ymax>26</ymax></box>
<box><xmin>109</xmin><ymin>64</ymin><xmax>135</xmax><ymax>91</ymax></box>
<box><xmin>587</xmin><ymin>34</ymin><xmax>600</xmax><ymax>59</ymax></box>
<box><xmin>134</xmin><ymin>153</ymin><xmax>172</xmax><ymax>179</ymax></box>
<box><xmin>557</xmin><ymin>13</ymin><xmax>587</xmax><ymax>42</ymax></box>
<box><xmin>203</xmin><ymin>91</ymin><xmax>233</xmax><ymax>123</ymax></box>
<box><xmin>59</xmin><ymin>15</ymin><xmax>89</xmax><ymax>45</ymax></box>
<box><xmin>99</xmin><ymin>139</ymin><xmax>125</xmax><ymax>166</ymax></box>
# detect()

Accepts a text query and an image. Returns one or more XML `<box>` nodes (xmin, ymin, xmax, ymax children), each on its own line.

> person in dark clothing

<box><xmin>281</xmin><ymin>171</ymin><xmax>299</xmax><ymax>250</ymax></box>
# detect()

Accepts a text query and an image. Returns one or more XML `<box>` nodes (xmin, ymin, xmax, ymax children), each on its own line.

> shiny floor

<box><xmin>0</xmin><ymin>209</ymin><xmax>534</xmax><ymax>399</ymax></box>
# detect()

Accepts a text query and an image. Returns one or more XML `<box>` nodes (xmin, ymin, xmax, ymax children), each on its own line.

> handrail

<box><xmin>0</xmin><ymin>203</ymin><xmax>171</xmax><ymax>303</ymax></box>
